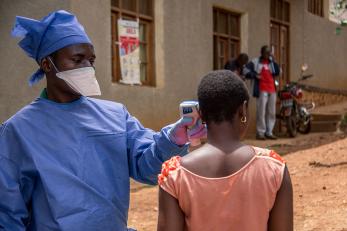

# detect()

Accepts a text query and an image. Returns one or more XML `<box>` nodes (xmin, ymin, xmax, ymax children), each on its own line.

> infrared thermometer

<box><xmin>179</xmin><ymin>101</ymin><xmax>201</xmax><ymax>146</ymax></box>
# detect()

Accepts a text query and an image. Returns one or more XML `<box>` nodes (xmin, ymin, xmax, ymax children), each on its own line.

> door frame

<box><xmin>270</xmin><ymin>0</ymin><xmax>291</xmax><ymax>86</ymax></box>
<box><xmin>270</xmin><ymin>0</ymin><xmax>291</xmax><ymax>133</ymax></box>
<box><xmin>270</xmin><ymin>21</ymin><xmax>290</xmax><ymax>89</ymax></box>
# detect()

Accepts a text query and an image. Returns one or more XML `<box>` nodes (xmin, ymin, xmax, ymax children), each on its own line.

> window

<box><xmin>213</xmin><ymin>8</ymin><xmax>241</xmax><ymax>70</ymax></box>
<box><xmin>111</xmin><ymin>0</ymin><xmax>155</xmax><ymax>86</ymax></box>
<box><xmin>308</xmin><ymin>0</ymin><xmax>324</xmax><ymax>17</ymax></box>
<box><xmin>271</xmin><ymin>0</ymin><xmax>290</xmax><ymax>23</ymax></box>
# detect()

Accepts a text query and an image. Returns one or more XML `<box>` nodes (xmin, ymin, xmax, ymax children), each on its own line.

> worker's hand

<box><xmin>187</xmin><ymin>118</ymin><xmax>207</xmax><ymax>140</ymax></box>
<box><xmin>168</xmin><ymin>117</ymin><xmax>207</xmax><ymax>146</ymax></box>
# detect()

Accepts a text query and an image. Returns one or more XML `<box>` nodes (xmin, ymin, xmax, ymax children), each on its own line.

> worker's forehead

<box><xmin>56</xmin><ymin>43</ymin><xmax>95</xmax><ymax>56</ymax></box>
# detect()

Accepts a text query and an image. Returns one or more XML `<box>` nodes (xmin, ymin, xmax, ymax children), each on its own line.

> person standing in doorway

<box><xmin>246</xmin><ymin>45</ymin><xmax>280</xmax><ymax>140</ymax></box>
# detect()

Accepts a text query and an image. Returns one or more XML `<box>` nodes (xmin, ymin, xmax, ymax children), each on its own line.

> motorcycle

<box><xmin>277</xmin><ymin>64</ymin><xmax>315</xmax><ymax>137</ymax></box>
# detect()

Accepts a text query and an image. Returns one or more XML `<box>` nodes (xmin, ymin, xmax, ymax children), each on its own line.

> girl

<box><xmin>157</xmin><ymin>70</ymin><xmax>293</xmax><ymax>231</ymax></box>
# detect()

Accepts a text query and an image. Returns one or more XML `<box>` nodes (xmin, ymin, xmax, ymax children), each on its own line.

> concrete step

<box><xmin>310</xmin><ymin>113</ymin><xmax>342</xmax><ymax>133</ymax></box>
<box><xmin>311</xmin><ymin>113</ymin><xmax>342</xmax><ymax>122</ymax></box>
<box><xmin>311</xmin><ymin>120</ymin><xmax>339</xmax><ymax>133</ymax></box>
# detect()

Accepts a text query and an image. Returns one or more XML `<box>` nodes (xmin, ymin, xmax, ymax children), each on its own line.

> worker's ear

<box><xmin>40</xmin><ymin>57</ymin><xmax>53</xmax><ymax>73</ymax></box>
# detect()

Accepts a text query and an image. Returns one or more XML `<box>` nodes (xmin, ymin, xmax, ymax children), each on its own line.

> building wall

<box><xmin>290</xmin><ymin>0</ymin><xmax>347</xmax><ymax>89</ymax></box>
<box><xmin>1</xmin><ymin>0</ymin><xmax>347</xmax><ymax>134</ymax></box>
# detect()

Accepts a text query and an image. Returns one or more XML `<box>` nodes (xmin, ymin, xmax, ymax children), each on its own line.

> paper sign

<box><xmin>118</xmin><ymin>19</ymin><xmax>141</xmax><ymax>85</ymax></box>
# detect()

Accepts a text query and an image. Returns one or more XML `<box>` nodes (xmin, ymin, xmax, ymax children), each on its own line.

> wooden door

<box><xmin>270</xmin><ymin>22</ymin><xmax>289</xmax><ymax>89</ymax></box>
<box><xmin>280</xmin><ymin>25</ymin><xmax>289</xmax><ymax>85</ymax></box>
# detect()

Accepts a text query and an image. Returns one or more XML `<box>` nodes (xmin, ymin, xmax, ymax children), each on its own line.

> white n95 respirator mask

<box><xmin>48</xmin><ymin>57</ymin><xmax>101</xmax><ymax>96</ymax></box>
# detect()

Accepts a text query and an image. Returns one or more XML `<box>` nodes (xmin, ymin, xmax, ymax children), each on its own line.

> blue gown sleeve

<box><xmin>124</xmin><ymin>106</ymin><xmax>189</xmax><ymax>185</ymax></box>
<box><xmin>0</xmin><ymin>156</ymin><xmax>28</xmax><ymax>231</ymax></box>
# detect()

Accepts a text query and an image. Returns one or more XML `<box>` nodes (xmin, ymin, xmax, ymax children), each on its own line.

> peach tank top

<box><xmin>158</xmin><ymin>147</ymin><xmax>286</xmax><ymax>231</ymax></box>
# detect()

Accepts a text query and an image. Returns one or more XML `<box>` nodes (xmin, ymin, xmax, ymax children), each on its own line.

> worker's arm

<box><xmin>0</xmin><ymin>156</ymin><xmax>29</xmax><ymax>231</ymax></box>
<box><xmin>157</xmin><ymin>187</ymin><xmax>185</xmax><ymax>231</ymax></box>
<box><xmin>268</xmin><ymin>166</ymin><xmax>293</xmax><ymax>231</ymax></box>
<box><xmin>124</xmin><ymin>106</ymin><xmax>189</xmax><ymax>185</ymax></box>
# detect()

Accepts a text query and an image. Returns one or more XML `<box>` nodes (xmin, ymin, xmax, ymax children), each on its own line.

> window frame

<box><xmin>308</xmin><ymin>0</ymin><xmax>324</xmax><ymax>17</ymax></box>
<box><xmin>213</xmin><ymin>7</ymin><xmax>241</xmax><ymax>70</ymax></box>
<box><xmin>111</xmin><ymin>0</ymin><xmax>155</xmax><ymax>86</ymax></box>
<box><xmin>270</xmin><ymin>0</ymin><xmax>291</xmax><ymax>25</ymax></box>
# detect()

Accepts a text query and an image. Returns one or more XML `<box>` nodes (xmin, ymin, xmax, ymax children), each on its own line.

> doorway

<box><xmin>270</xmin><ymin>0</ymin><xmax>290</xmax><ymax>88</ymax></box>
<box><xmin>270</xmin><ymin>22</ymin><xmax>289</xmax><ymax>88</ymax></box>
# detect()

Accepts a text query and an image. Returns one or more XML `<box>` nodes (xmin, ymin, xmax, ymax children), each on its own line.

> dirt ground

<box><xmin>127</xmin><ymin>132</ymin><xmax>347</xmax><ymax>231</ymax></box>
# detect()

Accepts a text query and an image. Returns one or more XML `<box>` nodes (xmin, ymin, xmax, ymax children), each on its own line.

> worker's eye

<box><xmin>72</xmin><ymin>58</ymin><xmax>82</xmax><ymax>64</ymax></box>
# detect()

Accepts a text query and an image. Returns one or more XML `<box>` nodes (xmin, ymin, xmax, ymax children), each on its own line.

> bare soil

<box><xmin>128</xmin><ymin>132</ymin><xmax>347</xmax><ymax>231</ymax></box>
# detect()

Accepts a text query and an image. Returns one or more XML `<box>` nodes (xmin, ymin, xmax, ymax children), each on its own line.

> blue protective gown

<box><xmin>0</xmin><ymin>96</ymin><xmax>188</xmax><ymax>231</ymax></box>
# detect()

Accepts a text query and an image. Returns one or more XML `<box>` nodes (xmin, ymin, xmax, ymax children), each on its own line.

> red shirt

<box><xmin>259</xmin><ymin>60</ymin><xmax>276</xmax><ymax>93</ymax></box>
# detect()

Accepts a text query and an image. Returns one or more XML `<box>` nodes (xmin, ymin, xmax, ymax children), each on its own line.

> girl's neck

<box><xmin>207</xmin><ymin>121</ymin><xmax>242</xmax><ymax>152</ymax></box>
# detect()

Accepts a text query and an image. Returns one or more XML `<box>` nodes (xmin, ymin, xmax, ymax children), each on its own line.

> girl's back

<box><xmin>158</xmin><ymin>145</ymin><xmax>286</xmax><ymax>231</ymax></box>
<box><xmin>180</xmin><ymin>144</ymin><xmax>256</xmax><ymax>178</ymax></box>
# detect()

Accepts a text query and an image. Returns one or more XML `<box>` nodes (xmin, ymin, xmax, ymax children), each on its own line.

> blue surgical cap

<box><xmin>11</xmin><ymin>10</ymin><xmax>92</xmax><ymax>86</ymax></box>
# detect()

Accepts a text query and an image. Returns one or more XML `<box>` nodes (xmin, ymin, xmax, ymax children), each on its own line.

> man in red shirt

<box><xmin>246</xmin><ymin>46</ymin><xmax>280</xmax><ymax>140</ymax></box>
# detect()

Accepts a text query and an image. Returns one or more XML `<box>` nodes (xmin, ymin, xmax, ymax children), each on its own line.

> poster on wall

<box><xmin>118</xmin><ymin>19</ymin><xmax>141</xmax><ymax>85</ymax></box>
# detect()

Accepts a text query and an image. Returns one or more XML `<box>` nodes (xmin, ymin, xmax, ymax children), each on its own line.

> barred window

<box><xmin>213</xmin><ymin>8</ymin><xmax>241</xmax><ymax>70</ymax></box>
<box><xmin>308</xmin><ymin>0</ymin><xmax>324</xmax><ymax>17</ymax></box>
<box><xmin>271</xmin><ymin>0</ymin><xmax>290</xmax><ymax>23</ymax></box>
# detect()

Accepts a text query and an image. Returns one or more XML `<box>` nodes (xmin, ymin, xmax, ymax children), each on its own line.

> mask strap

<box><xmin>47</xmin><ymin>56</ymin><xmax>60</xmax><ymax>73</ymax></box>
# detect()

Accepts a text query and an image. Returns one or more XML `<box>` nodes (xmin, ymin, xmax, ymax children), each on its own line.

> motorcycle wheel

<box><xmin>298</xmin><ymin>120</ymin><xmax>311</xmax><ymax>134</ymax></box>
<box><xmin>286</xmin><ymin>115</ymin><xmax>297</xmax><ymax>137</ymax></box>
